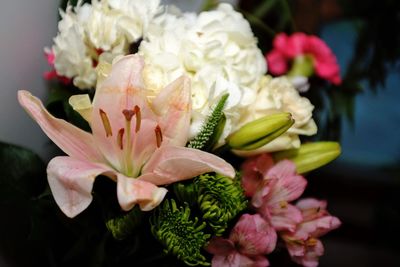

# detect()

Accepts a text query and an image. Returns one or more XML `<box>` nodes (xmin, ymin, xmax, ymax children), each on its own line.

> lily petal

<box><xmin>152</xmin><ymin>76</ymin><xmax>191</xmax><ymax>146</ymax></box>
<box><xmin>117</xmin><ymin>174</ymin><xmax>168</xmax><ymax>211</ymax></box>
<box><xmin>47</xmin><ymin>156</ymin><xmax>112</xmax><ymax>218</ymax></box>
<box><xmin>18</xmin><ymin>90</ymin><xmax>103</xmax><ymax>162</ymax></box>
<box><xmin>140</xmin><ymin>146</ymin><xmax>235</xmax><ymax>185</ymax></box>
<box><xmin>91</xmin><ymin>55</ymin><xmax>154</xmax><ymax>171</ymax></box>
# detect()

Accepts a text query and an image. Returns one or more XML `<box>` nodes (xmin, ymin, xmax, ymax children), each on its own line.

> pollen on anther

<box><xmin>99</xmin><ymin>109</ymin><xmax>112</xmax><ymax>137</ymax></box>
<box><xmin>155</xmin><ymin>125</ymin><xmax>163</xmax><ymax>148</ymax></box>
<box><xmin>134</xmin><ymin>105</ymin><xmax>141</xmax><ymax>132</ymax></box>
<box><xmin>117</xmin><ymin>128</ymin><xmax>125</xmax><ymax>150</ymax></box>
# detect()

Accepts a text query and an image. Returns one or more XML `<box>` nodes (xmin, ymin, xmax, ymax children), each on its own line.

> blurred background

<box><xmin>0</xmin><ymin>0</ymin><xmax>399</xmax><ymax>266</ymax></box>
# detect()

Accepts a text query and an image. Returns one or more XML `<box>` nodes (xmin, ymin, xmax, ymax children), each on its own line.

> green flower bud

<box><xmin>273</xmin><ymin>141</ymin><xmax>341</xmax><ymax>173</ymax></box>
<box><xmin>226</xmin><ymin>112</ymin><xmax>294</xmax><ymax>151</ymax></box>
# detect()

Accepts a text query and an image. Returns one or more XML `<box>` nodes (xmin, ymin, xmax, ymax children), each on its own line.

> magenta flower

<box><xmin>43</xmin><ymin>48</ymin><xmax>71</xmax><ymax>85</ymax></box>
<box><xmin>249</xmin><ymin>159</ymin><xmax>307</xmax><ymax>232</ymax></box>
<box><xmin>206</xmin><ymin>214</ymin><xmax>277</xmax><ymax>267</ymax></box>
<box><xmin>266</xmin><ymin>33</ymin><xmax>341</xmax><ymax>85</ymax></box>
<box><xmin>281</xmin><ymin>198</ymin><xmax>341</xmax><ymax>267</ymax></box>
<box><xmin>18</xmin><ymin>55</ymin><xmax>235</xmax><ymax>218</ymax></box>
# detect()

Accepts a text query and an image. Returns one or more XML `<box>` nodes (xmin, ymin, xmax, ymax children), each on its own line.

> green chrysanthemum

<box><xmin>106</xmin><ymin>206</ymin><xmax>143</xmax><ymax>240</ymax></box>
<box><xmin>188</xmin><ymin>94</ymin><xmax>228</xmax><ymax>151</ymax></box>
<box><xmin>150</xmin><ymin>199</ymin><xmax>210</xmax><ymax>266</ymax></box>
<box><xmin>196</xmin><ymin>173</ymin><xmax>247</xmax><ymax>236</ymax></box>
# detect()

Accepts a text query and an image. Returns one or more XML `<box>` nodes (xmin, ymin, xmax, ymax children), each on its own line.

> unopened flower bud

<box><xmin>273</xmin><ymin>141</ymin><xmax>341</xmax><ymax>173</ymax></box>
<box><xmin>226</xmin><ymin>112</ymin><xmax>294</xmax><ymax>151</ymax></box>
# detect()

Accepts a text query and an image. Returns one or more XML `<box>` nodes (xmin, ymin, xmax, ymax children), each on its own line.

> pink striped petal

<box><xmin>139</xmin><ymin>146</ymin><xmax>235</xmax><ymax>185</ymax></box>
<box><xmin>152</xmin><ymin>76</ymin><xmax>191</xmax><ymax>147</ymax></box>
<box><xmin>230</xmin><ymin>214</ymin><xmax>277</xmax><ymax>255</ymax></box>
<box><xmin>47</xmin><ymin>156</ymin><xmax>112</xmax><ymax>218</ymax></box>
<box><xmin>117</xmin><ymin>174</ymin><xmax>168</xmax><ymax>211</ymax></box>
<box><xmin>267</xmin><ymin>203</ymin><xmax>303</xmax><ymax>232</ymax></box>
<box><xmin>18</xmin><ymin>90</ymin><xmax>103</xmax><ymax>162</ymax></box>
<box><xmin>266</xmin><ymin>160</ymin><xmax>307</xmax><ymax>204</ymax></box>
<box><xmin>206</xmin><ymin>237</ymin><xmax>235</xmax><ymax>256</ymax></box>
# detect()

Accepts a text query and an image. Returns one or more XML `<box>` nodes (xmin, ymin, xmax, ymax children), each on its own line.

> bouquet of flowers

<box><xmin>16</xmin><ymin>1</ymin><xmax>343</xmax><ymax>266</ymax></box>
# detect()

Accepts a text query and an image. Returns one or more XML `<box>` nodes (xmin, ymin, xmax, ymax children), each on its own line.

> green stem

<box><xmin>241</xmin><ymin>10</ymin><xmax>276</xmax><ymax>37</ymax></box>
<box><xmin>253</xmin><ymin>0</ymin><xmax>279</xmax><ymax>18</ymax></box>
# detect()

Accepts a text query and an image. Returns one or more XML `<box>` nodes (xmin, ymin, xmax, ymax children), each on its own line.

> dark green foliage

<box><xmin>150</xmin><ymin>199</ymin><xmax>210</xmax><ymax>266</ymax></box>
<box><xmin>106</xmin><ymin>206</ymin><xmax>143</xmax><ymax>240</ymax></box>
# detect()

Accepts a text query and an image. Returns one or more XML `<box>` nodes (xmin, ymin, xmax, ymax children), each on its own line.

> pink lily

<box><xmin>206</xmin><ymin>214</ymin><xmax>276</xmax><ymax>267</ymax></box>
<box><xmin>249</xmin><ymin>159</ymin><xmax>307</xmax><ymax>232</ymax></box>
<box><xmin>281</xmin><ymin>198</ymin><xmax>341</xmax><ymax>267</ymax></box>
<box><xmin>18</xmin><ymin>54</ymin><xmax>235</xmax><ymax>218</ymax></box>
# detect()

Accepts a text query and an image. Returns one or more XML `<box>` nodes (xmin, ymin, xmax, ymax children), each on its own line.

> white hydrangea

<box><xmin>52</xmin><ymin>0</ymin><xmax>161</xmax><ymax>89</ymax></box>
<box><xmin>237</xmin><ymin>76</ymin><xmax>317</xmax><ymax>155</ymax></box>
<box><xmin>139</xmin><ymin>4</ymin><xmax>266</xmax><ymax>144</ymax></box>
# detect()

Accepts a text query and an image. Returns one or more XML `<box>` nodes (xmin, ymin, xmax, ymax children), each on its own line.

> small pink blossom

<box><xmin>241</xmin><ymin>153</ymin><xmax>274</xmax><ymax>197</ymax></box>
<box><xmin>281</xmin><ymin>198</ymin><xmax>341</xmax><ymax>267</ymax></box>
<box><xmin>266</xmin><ymin>33</ymin><xmax>341</xmax><ymax>85</ymax></box>
<box><xmin>248</xmin><ymin>159</ymin><xmax>307</xmax><ymax>232</ymax></box>
<box><xmin>44</xmin><ymin>48</ymin><xmax>71</xmax><ymax>85</ymax></box>
<box><xmin>206</xmin><ymin>214</ymin><xmax>276</xmax><ymax>267</ymax></box>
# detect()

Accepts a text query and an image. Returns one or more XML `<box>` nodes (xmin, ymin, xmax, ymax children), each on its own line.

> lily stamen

<box><xmin>117</xmin><ymin>128</ymin><xmax>125</xmax><ymax>150</ymax></box>
<box><xmin>134</xmin><ymin>105</ymin><xmax>141</xmax><ymax>132</ymax></box>
<box><xmin>99</xmin><ymin>109</ymin><xmax>112</xmax><ymax>137</ymax></box>
<box><xmin>155</xmin><ymin>125</ymin><xmax>163</xmax><ymax>148</ymax></box>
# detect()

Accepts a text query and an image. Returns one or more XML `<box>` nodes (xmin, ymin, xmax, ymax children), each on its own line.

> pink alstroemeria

<box><xmin>18</xmin><ymin>54</ymin><xmax>235</xmax><ymax>218</ymax></box>
<box><xmin>248</xmin><ymin>158</ymin><xmax>307</xmax><ymax>232</ymax></box>
<box><xmin>241</xmin><ymin>153</ymin><xmax>274</xmax><ymax>197</ymax></box>
<box><xmin>266</xmin><ymin>33</ymin><xmax>341</xmax><ymax>85</ymax></box>
<box><xmin>281</xmin><ymin>198</ymin><xmax>341</xmax><ymax>267</ymax></box>
<box><xmin>43</xmin><ymin>48</ymin><xmax>71</xmax><ymax>84</ymax></box>
<box><xmin>206</xmin><ymin>214</ymin><xmax>277</xmax><ymax>267</ymax></box>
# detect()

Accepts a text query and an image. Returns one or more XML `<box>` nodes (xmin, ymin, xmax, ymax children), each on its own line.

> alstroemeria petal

<box><xmin>206</xmin><ymin>237</ymin><xmax>235</xmax><ymax>256</ymax></box>
<box><xmin>140</xmin><ymin>146</ymin><xmax>235</xmax><ymax>185</ymax></box>
<box><xmin>268</xmin><ymin>203</ymin><xmax>303</xmax><ymax>232</ymax></box>
<box><xmin>47</xmin><ymin>156</ymin><xmax>112</xmax><ymax>218</ymax></box>
<box><xmin>266</xmin><ymin>160</ymin><xmax>307</xmax><ymax>204</ymax></box>
<box><xmin>230</xmin><ymin>214</ymin><xmax>277</xmax><ymax>255</ymax></box>
<box><xmin>152</xmin><ymin>75</ymin><xmax>191</xmax><ymax>146</ymax></box>
<box><xmin>18</xmin><ymin>90</ymin><xmax>103</xmax><ymax>162</ymax></box>
<box><xmin>117</xmin><ymin>174</ymin><xmax>168</xmax><ymax>211</ymax></box>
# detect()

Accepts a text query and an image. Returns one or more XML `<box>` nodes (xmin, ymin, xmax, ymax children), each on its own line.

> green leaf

<box><xmin>0</xmin><ymin>142</ymin><xmax>46</xmax><ymax>202</ymax></box>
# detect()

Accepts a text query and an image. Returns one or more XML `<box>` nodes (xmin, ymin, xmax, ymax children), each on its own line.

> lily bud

<box><xmin>226</xmin><ymin>112</ymin><xmax>294</xmax><ymax>151</ymax></box>
<box><xmin>273</xmin><ymin>141</ymin><xmax>341</xmax><ymax>173</ymax></box>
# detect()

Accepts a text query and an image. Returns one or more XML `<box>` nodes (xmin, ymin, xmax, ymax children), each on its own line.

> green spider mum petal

<box><xmin>150</xmin><ymin>199</ymin><xmax>211</xmax><ymax>266</ymax></box>
<box><xmin>196</xmin><ymin>173</ymin><xmax>248</xmax><ymax>236</ymax></box>
<box><xmin>106</xmin><ymin>206</ymin><xmax>143</xmax><ymax>240</ymax></box>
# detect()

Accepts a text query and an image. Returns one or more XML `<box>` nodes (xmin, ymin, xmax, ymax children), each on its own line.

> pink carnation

<box><xmin>266</xmin><ymin>33</ymin><xmax>341</xmax><ymax>85</ymax></box>
<box><xmin>281</xmin><ymin>198</ymin><xmax>341</xmax><ymax>267</ymax></box>
<box><xmin>206</xmin><ymin>214</ymin><xmax>277</xmax><ymax>267</ymax></box>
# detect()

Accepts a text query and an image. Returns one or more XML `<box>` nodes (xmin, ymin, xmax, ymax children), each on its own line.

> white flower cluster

<box><xmin>139</xmin><ymin>4</ymin><xmax>266</xmax><ymax>143</ymax></box>
<box><xmin>51</xmin><ymin>1</ymin><xmax>316</xmax><ymax>152</ymax></box>
<box><xmin>52</xmin><ymin>0</ymin><xmax>160</xmax><ymax>89</ymax></box>
<box><xmin>238</xmin><ymin>76</ymin><xmax>317</xmax><ymax>154</ymax></box>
